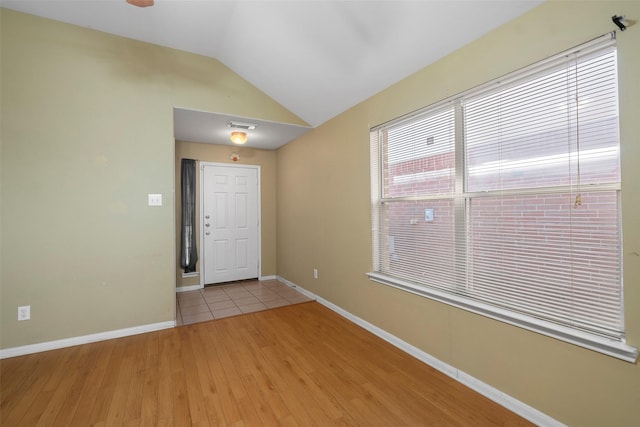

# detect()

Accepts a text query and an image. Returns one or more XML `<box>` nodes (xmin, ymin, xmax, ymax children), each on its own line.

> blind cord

<box><xmin>574</xmin><ymin>58</ymin><xmax>583</xmax><ymax>209</ymax></box>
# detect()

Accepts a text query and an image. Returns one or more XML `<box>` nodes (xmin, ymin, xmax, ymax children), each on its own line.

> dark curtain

<box><xmin>180</xmin><ymin>159</ymin><xmax>198</xmax><ymax>273</ymax></box>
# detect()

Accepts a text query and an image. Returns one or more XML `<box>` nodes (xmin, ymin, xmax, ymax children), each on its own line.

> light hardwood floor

<box><xmin>1</xmin><ymin>302</ymin><xmax>533</xmax><ymax>426</ymax></box>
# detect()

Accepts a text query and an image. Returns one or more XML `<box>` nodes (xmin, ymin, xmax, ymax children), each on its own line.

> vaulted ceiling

<box><xmin>2</xmin><ymin>0</ymin><xmax>543</xmax><ymax>148</ymax></box>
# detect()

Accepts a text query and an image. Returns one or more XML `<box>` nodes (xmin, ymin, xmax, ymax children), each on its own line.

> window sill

<box><xmin>367</xmin><ymin>272</ymin><xmax>638</xmax><ymax>363</ymax></box>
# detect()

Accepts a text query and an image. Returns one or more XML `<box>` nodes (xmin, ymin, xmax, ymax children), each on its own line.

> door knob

<box><xmin>205</xmin><ymin>223</ymin><xmax>210</xmax><ymax>227</ymax></box>
<box><xmin>205</xmin><ymin>215</ymin><xmax>210</xmax><ymax>219</ymax></box>
<box><xmin>205</xmin><ymin>231</ymin><xmax>210</xmax><ymax>236</ymax></box>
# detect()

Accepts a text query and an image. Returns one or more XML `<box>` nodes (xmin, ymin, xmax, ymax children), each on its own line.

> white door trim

<box><xmin>199</xmin><ymin>162</ymin><xmax>261</xmax><ymax>287</ymax></box>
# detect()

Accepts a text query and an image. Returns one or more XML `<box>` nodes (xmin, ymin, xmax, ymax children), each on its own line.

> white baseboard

<box><xmin>176</xmin><ymin>284</ymin><xmax>203</xmax><ymax>292</ymax></box>
<box><xmin>259</xmin><ymin>275</ymin><xmax>277</xmax><ymax>281</ymax></box>
<box><xmin>276</xmin><ymin>276</ymin><xmax>564</xmax><ymax>427</ymax></box>
<box><xmin>0</xmin><ymin>320</ymin><xmax>175</xmax><ymax>360</ymax></box>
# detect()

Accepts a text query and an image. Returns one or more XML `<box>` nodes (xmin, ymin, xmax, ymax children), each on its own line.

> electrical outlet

<box><xmin>18</xmin><ymin>305</ymin><xmax>30</xmax><ymax>321</ymax></box>
<box><xmin>313</xmin><ymin>268</ymin><xmax>318</xmax><ymax>279</ymax></box>
<box><xmin>148</xmin><ymin>193</ymin><xmax>163</xmax><ymax>206</ymax></box>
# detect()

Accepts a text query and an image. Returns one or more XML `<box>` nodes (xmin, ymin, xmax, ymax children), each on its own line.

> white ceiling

<box><xmin>2</xmin><ymin>0</ymin><xmax>543</xmax><ymax>149</ymax></box>
<box><xmin>174</xmin><ymin>108</ymin><xmax>311</xmax><ymax>150</ymax></box>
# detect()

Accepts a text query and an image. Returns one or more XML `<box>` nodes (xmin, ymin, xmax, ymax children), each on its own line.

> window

<box><xmin>369</xmin><ymin>33</ymin><xmax>637</xmax><ymax>362</ymax></box>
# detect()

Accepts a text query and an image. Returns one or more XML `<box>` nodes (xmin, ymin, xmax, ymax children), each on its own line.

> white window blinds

<box><xmin>374</xmin><ymin>106</ymin><xmax>457</xmax><ymax>290</ymax></box>
<box><xmin>369</xmin><ymin>33</ymin><xmax>637</xmax><ymax>362</ymax></box>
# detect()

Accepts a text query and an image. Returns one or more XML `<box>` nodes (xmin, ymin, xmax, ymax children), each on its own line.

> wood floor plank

<box><xmin>139</xmin><ymin>332</ymin><xmax>160</xmax><ymax>426</ymax></box>
<box><xmin>103</xmin><ymin>336</ymin><xmax>140</xmax><ymax>426</ymax></box>
<box><xmin>33</xmin><ymin>345</ymin><xmax>95</xmax><ymax>426</ymax></box>
<box><xmin>66</xmin><ymin>340</ymin><xmax>117</xmax><ymax>426</ymax></box>
<box><xmin>178</xmin><ymin>327</ymin><xmax>211</xmax><ymax>426</ymax></box>
<box><xmin>201</xmin><ymin>323</ymin><xmax>246</xmax><ymax>425</ymax></box>
<box><xmin>122</xmin><ymin>333</ymin><xmax>150</xmax><ymax>425</ymax></box>
<box><xmin>85</xmin><ymin>336</ymin><xmax>128</xmax><ymax>425</ymax></box>
<box><xmin>6</xmin><ymin>345</ymin><xmax>83</xmax><ymax>426</ymax></box>
<box><xmin>155</xmin><ymin>329</ymin><xmax>176</xmax><ymax>425</ymax></box>
<box><xmin>168</xmin><ymin>329</ymin><xmax>192</xmax><ymax>426</ymax></box>
<box><xmin>52</xmin><ymin>341</ymin><xmax>112</xmax><ymax>426</ymax></box>
<box><xmin>189</xmin><ymin>324</ymin><xmax>229</xmax><ymax>426</ymax></box>
<box><xmin>1</xmin><ymin>351</ymin><xmax>64</xmax><ymax>424</ymax></box>
<box><xmin>0</xmin><ymin>353</ymin><xmax>41</xmax><ymax>405</ymax></box>
<box><xmin>0</xmin><ymin>301</ymin><xmax>534</xmax><ymax>426</ymax></box>
<box><xmin>237</xmin><ymin>374</ymin><xmax>282</xmax><ymax>425</ymax></box>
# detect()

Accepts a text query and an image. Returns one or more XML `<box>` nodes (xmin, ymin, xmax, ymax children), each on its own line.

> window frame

<box><xmin>368</xmin><ymin>32</ymin><xmax>638</xmax><ymax>363</ymax></box>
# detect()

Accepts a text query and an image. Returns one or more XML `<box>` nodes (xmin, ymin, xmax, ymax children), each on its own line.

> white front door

<box><xmin>202</xmin><ymin>164</ymin><xmax>259</xmax><ymax>285</ymax></box>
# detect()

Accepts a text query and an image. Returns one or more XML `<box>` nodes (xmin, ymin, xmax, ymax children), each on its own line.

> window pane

<box><xmin>468</xmin><ymin>190</ymin><xmax>622</xmax><ymax>337</ymax></box>
<box><xmin>377</xmin><ymin>199</ymin><xmax>455</xmax><ymax>290</ymax></box>
<box><xmin>465</xmin><ymin>50</ymin><xmax>619</xmax><ymax>193</ymax></box>
<box><xmin>383</xmin><ymin>108</ymin><xmax>455</xmax><ymax>198</ymax></box>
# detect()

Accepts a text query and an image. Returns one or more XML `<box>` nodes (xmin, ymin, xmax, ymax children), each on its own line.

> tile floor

<box><xmin>176</xmin><ymin>279</ymin><xmax>313</xmax><ymax>326</ymax></box>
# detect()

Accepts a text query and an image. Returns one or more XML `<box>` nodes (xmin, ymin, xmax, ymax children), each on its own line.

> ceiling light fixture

<box><xmin>230</xmin><ymin>131</ymin><xmax>248</xmax><ymax>145</ymax></box>
<box><xmin>127</xmin><ymin>0</ymin><xmax>154</xmax><ymax>7</ymax></box>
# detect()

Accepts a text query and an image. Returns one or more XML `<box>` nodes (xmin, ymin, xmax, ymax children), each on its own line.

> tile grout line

<box><xmin>177</xmin><ymin>279</ymin><xmax>313</xmax><ymax>326</ymax></box>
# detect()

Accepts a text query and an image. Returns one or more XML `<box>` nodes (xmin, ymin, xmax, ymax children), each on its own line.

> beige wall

<box><xmin>0</xmin><ymin>8</ymin><xmax>303</xmax><ymax>349</ymax></box>
<box><xmin>174</xmin><ymin>141</ymin><xmax>277</xmax><ymax>289</ymax></box>
<box><xmin>276</xmin><ymin>1</ymin><xmax>640</xmax><ymax>426</ymax></box>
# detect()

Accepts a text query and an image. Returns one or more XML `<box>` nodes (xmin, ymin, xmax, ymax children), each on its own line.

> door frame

<box><xmin>199</xmin><ymin>162</ymin><xmax>262</xmax><ymax>288</ymax></box>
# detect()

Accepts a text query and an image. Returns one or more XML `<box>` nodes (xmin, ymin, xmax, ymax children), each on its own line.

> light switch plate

<box><xmin>148</xmin><ymin>194</ymin><xmax>162</xmax><ymax>206</ymax></box>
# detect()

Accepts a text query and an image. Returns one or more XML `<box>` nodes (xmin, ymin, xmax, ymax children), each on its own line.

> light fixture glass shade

<box><xmin>230</xmin><ymin>131</ymin><xmax>247</xmax><ymax>145</ymax></box>
<box><xmin>127</xmin><ymin>0</ymin><xmax>154</xmax><ymax>7</ymax></box>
